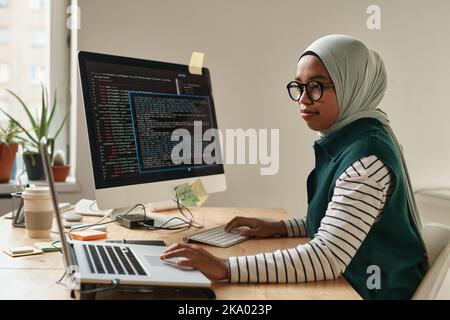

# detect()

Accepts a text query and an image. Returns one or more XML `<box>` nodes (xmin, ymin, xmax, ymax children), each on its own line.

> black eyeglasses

<box><xmin>286</xmin><ymin>80</ymin><xmax>335</xmax><ymax>102</ymax></box>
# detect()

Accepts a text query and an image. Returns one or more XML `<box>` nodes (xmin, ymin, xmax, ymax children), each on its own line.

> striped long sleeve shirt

<box><xmin>227</xmin><ymin>155</ymin><xmax>395</xmax><ymax>283</ymax></box>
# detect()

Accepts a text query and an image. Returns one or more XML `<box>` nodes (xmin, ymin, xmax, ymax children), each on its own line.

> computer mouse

<box><xmin>63</xmin><ymin>213</ymin><xmax>83</xmax><ymax>222</ymax></box>
<box><xmin>64</xmin><ymin>221</ymin><xmax>83</xmax><ymax>228</ymax></box>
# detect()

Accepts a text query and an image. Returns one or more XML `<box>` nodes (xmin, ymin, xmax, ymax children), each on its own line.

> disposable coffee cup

<box><xmin>22</xmin><ymin>186</ymin><xmax>54</xmax><ymax>239</ymax></box>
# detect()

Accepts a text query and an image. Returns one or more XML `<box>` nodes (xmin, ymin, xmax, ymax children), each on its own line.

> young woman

<box><xmin>160</xmin><ymin>34</ymin><xmax>428</xmax><ymax>299</ymax></box>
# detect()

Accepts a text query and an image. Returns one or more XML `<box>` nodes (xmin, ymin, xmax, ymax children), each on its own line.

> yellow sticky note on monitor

<box><xmin>189</xmin><ymin>52</ymin><xmax>204</xmax><ymax>75</ymax></box>
<box><xmin>191</xmin><ymin>178</ymin><xmax>209</xmax><ymax>207</ymax></box>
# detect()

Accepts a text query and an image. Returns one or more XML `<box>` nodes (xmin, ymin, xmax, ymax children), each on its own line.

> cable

<box><xmin>80</xmin><ymin>279</ymin><xmax>121</xmax><ymax>294</ymax></box>
<box><xmin>88</xmin><ymin>200</ymin><xmax>99</xmax><ymax>212</ymax></box>
<box><xmin>55</xmin><ymin>267</ymin><xmax>76</xmax><ymax>290</ymax></box>
<box><xmin>172</xmin><ymin>197</ymin><xmax>203</xmax><ymax>228</ymax></box>
<box><xmin>67</xmin><ymin>203</ymin><xmax>146</xmax><ymax>239</ymax></box>
<box><xmin>138</xmin><ymin>216</ymin><xmax>196</xmax><ymax>231</ymax></box>
<box><xmin>64</xmin><ymin>198</ymin><xmax>202</xmax><ymax>238</ymax></box>
<box><xmin>56</xmin><ymin>270</ymin><xmax>120</xmax><ymax>296</ymax></box>
<box><xmin>56</xmin><ymin>269</ymin><xmax>67</xmax><ymax>284</ymax></box>
<box><xmin>51</xmin><ymin>213</ymin><xmax>110</xmax><ymax>239</ymax></box>
<box><xmin>63</xmin><ymin>200</ymin><xmax>197</xmax><ymax>236</ymax></box>
<box><xmin>138</xmin><ymin>198</ymin><xmax>204</xmax><ymax>230</ymax></box>
<box><xmin>52</xmin><ymin>240</ymin><xmax>63</xmax><ymax>254</ymax></box>
<box><xmin>135</xmin><ymin>195</ymin><xmax>204</xmax><ymax>231</ymax></box>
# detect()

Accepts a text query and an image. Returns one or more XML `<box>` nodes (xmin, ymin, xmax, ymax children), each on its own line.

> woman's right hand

<box><xmin>225</xmin><ymin>216</ymin><xmax>288</xmax><ymax>238</ymax></box>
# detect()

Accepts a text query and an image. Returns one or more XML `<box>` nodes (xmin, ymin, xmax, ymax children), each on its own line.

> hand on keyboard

<box><xmin>225</xmin><ymin>216</ymin><xmax>288</xmax><ymax>238</ymax></box>
<box><xmin>183</xmin><ymin>225</ymin><xmax>249</xmax><ymax>248</ymax></box>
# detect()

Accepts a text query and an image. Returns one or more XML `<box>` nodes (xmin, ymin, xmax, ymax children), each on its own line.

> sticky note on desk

<box><xmin>34</xmin><ymin>242</ymin><xmax>63</xmax><ymax>252</ymax></box>
<box><xmin>4</xmin><ymin>246</ymin><xmax>43</xmax><ymax>257</ymax></box>
<box><xmin>189</xmin><ymin>52</ymin><xmax>204</xmax><ymax>75</ymax></box>
<box><xmin>11</xmin><ymin>246</ymin><xmax>34</xmax><ymax>254</ymax></box>
<box><xmin>70</xmin><ymin>229</ymin><xmax>107</xmax><ymax>241</ymax></box>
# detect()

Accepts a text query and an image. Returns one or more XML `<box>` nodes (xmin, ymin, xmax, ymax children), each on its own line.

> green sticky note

<box><xmin>175</xmin><ymin>183</ymin><xmax>200</xmax><ymax>207</ymax></box>
<box><xmin>34</xmin><ymin>242</ymin><xmax>62</xmax><ymax>252</ymax></box>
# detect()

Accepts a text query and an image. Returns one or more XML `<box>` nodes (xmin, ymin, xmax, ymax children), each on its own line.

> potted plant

<box><xmin>52</xmin><ymin>149</ymin><xmax>70</xmax><ymax>182</ymax></box>
<box><xmin>0</xmin><ymin>85</ymin><xmax>69</xmax><ymax>180</ymax></box>
<box><xmin>0</xmin><ymin>119</ymin><xmax>24</xmax><ymax>183</ymax></box>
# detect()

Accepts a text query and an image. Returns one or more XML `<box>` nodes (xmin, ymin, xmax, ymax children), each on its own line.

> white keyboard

<box><xmin>183</xmin><ymin>225</ymin><xmax>249</xmax><ymax>248</ymax></box>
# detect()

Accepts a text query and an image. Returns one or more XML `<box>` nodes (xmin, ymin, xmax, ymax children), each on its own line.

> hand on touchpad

<box><xmin>163</xmin><ymin>258</ymin><xmax>194</xmax><ymax>271</ymax></box>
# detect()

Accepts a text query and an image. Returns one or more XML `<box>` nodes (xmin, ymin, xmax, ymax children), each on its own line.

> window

<box><xmin>0</xmin><ymin>0</ymin><xmax>70</xmax><ymax>182</ymax></box>
<box><xmin>29</xmin><ymin>64</ymin><xmax>45</xmax><ymax>85</ymax></box>
<box><xmin>0</xmin><ymin>0</ymin><xmax>50</xmax><ymax>144</ymax></box>
<box><xmin>28</xmin><ymin>0</ymin><xmax>48</xmax><ymax>10</ymax></box>
<box><xmin>0</xmin><ymin>63</ymin><xmax>10</xmax><ymax>83</ymax></box>
<box><xmin>0</xmin><ymin>27</ymin><xmax>8</xmax><ymax>45</ymax></box>
<box><xmin>30</xmin><ymin>28</ymin><xmax>47</xmax><ymax>47</ymax></box>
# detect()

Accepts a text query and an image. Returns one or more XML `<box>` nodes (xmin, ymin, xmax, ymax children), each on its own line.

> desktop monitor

<box><xmin>78</xmin><ymin>51</ymin><xmax>226</xmax><ymax>211</ymax></box>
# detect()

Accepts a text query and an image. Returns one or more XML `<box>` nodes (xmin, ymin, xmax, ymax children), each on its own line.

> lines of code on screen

<box><xmin>89</xmin><ymin>72</ymin><xmax>139</xmax><ymax>181</ymax></box>
<box><xmin>129</xmin><ymin>91</ymin><xmax>213</xmax><ymax>173</ymax></box>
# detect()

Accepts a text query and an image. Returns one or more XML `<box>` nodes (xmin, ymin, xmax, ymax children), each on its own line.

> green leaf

<box><xmin>13</xmin><ymin>136</ymin><xmax>28</xmax><ymax>143</ymax></box>
<box><xmin>47</xmin><ymin>88</ymin><xmax>57</xmax><ymax>128</ymax></box>
<box><xmin>0</xmin><ymin>109</ymin><xmax>38</xmax><ymax>145</ymax></box>
<box><xmin>5</xmin><ymin>89</ymin><xmax>39</xmax><ymax>139</ymax></box>
<box><xmin>39</xmin><ymin>84</ymin><xmax>46</xmax><ymax>138</ymax></box>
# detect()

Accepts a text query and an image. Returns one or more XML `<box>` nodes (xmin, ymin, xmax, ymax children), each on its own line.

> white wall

<box><xmin>73</xmin><ymin>0</ymin><xmax>450</xmax><ymax>220</ymax></box>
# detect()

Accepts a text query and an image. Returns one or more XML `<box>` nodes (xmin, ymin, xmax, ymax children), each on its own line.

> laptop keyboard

<box><xmin>183</xmin><ymin>225</ymin><xmax>249</xmax><ymax>248</ymax></box>
<box><xmin>82</xmin><ymin>244</ymin><xmax>147</xmax><ymax>276</ymax></box>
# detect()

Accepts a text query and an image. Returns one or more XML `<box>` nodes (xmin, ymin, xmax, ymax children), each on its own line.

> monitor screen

<box><xmin>78</xmin><ymin>52</ymin><xmax>224</xmax><ymax>190</ymax></box>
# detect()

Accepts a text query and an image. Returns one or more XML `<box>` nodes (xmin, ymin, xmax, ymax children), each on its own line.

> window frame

<box><xmin>49</xmin><ymin>0</ymin><xmax>72</xmax><ymax>177</ymax></box>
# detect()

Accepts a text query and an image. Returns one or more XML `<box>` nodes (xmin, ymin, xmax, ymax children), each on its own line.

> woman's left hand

<box><xmin>160</xmin><ymin>243</ymin><xmax>229</xmax><ymax>281</ymax></box>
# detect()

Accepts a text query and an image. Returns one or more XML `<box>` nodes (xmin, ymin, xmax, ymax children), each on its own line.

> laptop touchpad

<box><xmin>145</xmin><ymin>255</ymin><xmax>164</xmax><ymax>267</ymax></box>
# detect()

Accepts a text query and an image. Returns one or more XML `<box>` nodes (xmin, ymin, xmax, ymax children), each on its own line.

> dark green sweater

<box><xmin>306</xmin><ymin>118</ymin><xmax>427</xmax><ymax>299</ymax></box>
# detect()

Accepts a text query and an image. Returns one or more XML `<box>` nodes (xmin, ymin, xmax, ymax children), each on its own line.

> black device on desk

<box><xmin>115</xmin><ymin>214</ymin><xmax>154</xmax><ymax>229</ymax></box>
<box><xmin>106</xmin><ymin>240</ymin><xmax>166</xmax><ymax>246</ymax></box>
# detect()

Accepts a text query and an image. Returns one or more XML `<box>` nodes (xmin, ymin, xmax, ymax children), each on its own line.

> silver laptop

<box><xmin>39</xmin><ymin>138</ymin><xmax>212</xmax><ymax>295</ymax></box>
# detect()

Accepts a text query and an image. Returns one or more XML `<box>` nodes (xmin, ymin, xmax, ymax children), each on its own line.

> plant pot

<box><xmin>0</xmin><ymin>143</ymin><xmax>18</xmax><ymax>183</ymax></box>
<box><xmin>52</xmin><ymin>165</ymin><xmax>70</xmax><ymax>182</ymax></box>
<box><xmin>23</xmin><ymin>152</ymin><xmax>45</xmax><ymax>180</ymax></box>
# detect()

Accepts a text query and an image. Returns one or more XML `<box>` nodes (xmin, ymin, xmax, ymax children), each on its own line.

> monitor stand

<box><xmin>109</xmin><ymin>200</ymin><xmax>178</xmax><ymax>218</ymax></box>
<box><xmin>149</xmin><ymin>199</ymin><xmax>178</xmax><ymax>212</ymax></box>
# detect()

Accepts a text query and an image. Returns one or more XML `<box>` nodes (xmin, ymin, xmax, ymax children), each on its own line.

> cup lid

<box><xmin>22</xmin><ymin>186</ymin><xmax>51</xmax><ymax>198</ymax></box>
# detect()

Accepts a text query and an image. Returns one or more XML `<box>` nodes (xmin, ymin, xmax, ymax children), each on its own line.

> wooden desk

<box><xmin>0</xmin><ymin>207</ymin><xmax>361</xmax><ymax>300</ymax></box>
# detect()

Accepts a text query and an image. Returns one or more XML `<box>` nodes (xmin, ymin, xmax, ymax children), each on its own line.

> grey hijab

<box><xmin>300</xmin><ymin>34</ymin><xmax>425</xmax><ymax>243</ymax></box>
